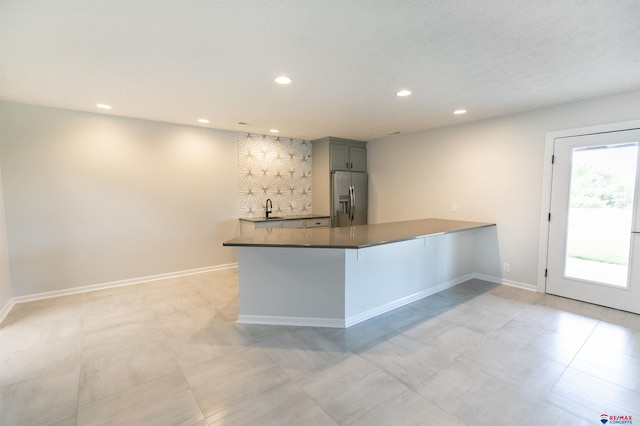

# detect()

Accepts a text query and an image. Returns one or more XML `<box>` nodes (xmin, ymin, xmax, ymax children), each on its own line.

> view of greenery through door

<box><xmin>565</xmin><ymin>142</ymin><xmax>638</xmax><ymax>287</ymax></box>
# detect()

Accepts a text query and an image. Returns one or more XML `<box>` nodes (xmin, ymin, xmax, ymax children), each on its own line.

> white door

<box><xmin>546</xmin><ymin>128</ymin><xmax>640</xmax><ymax>314</ymax></box>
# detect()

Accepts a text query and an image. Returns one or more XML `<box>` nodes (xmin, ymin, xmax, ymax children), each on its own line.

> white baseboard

<box><xmin>472</xmin><ymin>273</ymin><xmax>537</xmax><ymax>291</ymax></box>
<box><xmin>237</xmin><ymin>314</ymin><xmax>345</xmax><ymax>328</ymax></box>
<box><xmin>237</xmin><ymin>274</ymin><xmax>475</xmax><ymax>329</ymax></box>
<box><xmin>0</xmin><ymin>297</ymin><xmax>15</xmax><ymax>325</ymax></box>
<box><xmin>344</xmin><ymin>273</ymin><xmax>474</xmax><ymax>328</ymax></box>
<box><xmin>0</xmin><ymin>263</ymin><xmax>238</xmax><ymax>324</ymax></box>
<box><xmin>1</xmin><ymin>268</ymin><xmax>534</xmax><ymax>327</ymax></box>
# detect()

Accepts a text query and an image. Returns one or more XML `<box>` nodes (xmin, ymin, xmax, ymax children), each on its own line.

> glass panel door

<box><xmin>564</xmin><ymin>143</ymin><xmax>638</xmax><ymax>287</ymax></box>
<box><xmin>546</xmin><ymin>128</ymin><xmax>640</xmax><ymax>314</ymax></box>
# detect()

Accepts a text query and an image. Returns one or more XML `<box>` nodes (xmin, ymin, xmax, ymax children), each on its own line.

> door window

<box><xmin>564</xmin><ymin>142</ymin><xmax>638</xmax><ymax>287</ymax></box>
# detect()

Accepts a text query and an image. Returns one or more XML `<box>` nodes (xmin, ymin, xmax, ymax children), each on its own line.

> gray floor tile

<box><xmin>2</xmin><ymin>271</ymin><xmax>639</xmax><ymax>425</ymax></box>
<box><xmin>0</xmin><ymin>334</ymin><xmax>82</xmax><ymax>386</ymax></box>
<box><xmin>79</xmin><ymin>340</ymin><xmax>181</xmax><ymax>405</ymax></box>
<box><xmin>512</xmin><ymin>303</ymin><xmax>599</xmax><ymax>340</ymax></box>
<box><xmin>471</xmin><ymin>383</ymin><xmax>591</xmax><ymax>426</ymax></box>
<box><xmin>457</xmin><ymin>335</ymin><xmax>567</xmax><ymax>398</ymax></box>
<box><xmin>81</xmin><ymin>317</ymin><xmax>166</xmax><ymax>360</ymax></box>
<box><xmin>296</xmin><ymin>354</ymin><xmax>409</xmax><ymax>423</ymax></box>
<box><xmin>315</xmin><ymin>317</ymin><xmax>397</xmax><ymax>352</ymax></box>
<box><xmin>356</xmin><ymin>332</ymin><xmax>449</xmax><ymax>387</ymax></box>
<box><xmin>488</xmin><ymin>318</ymin><xmax>585</xmax><ymax>365</ymax></box>
<box><xmin>569</xmin><ymin>342</ymin><xmax>640</xmax><ymax>391</ymax></box>
<box><xmin>587</xmin><ymin>320</ymin><xmax>640</xmax><ymax>358</ymax></box>
<box><xmin>0</xmin><ymin>364</ymin><xmax>80</xmax><ymax>426</ymax></box>
<box><xmin>164</xmin><ymin>321</ymin><xmax>252</xmax><ymax>370</ymax></box>
<box><xmin>348</xmin><ymin>389</ymin><xmax>463</xmax><ymax>426</ymax></box>
<box><xmin>77</xmin><ymin>372</ymin><xmax>204</xmax><ymax>426</ymax></box>
<box><xmin>257</xmin><ymin>327</ymin><xmax>350</xmax><ymax>381</ymax></box>
<box><xmin>157</xmin><ymin>305</ymin><xmax>228</xmax><ymax>338</ymax></box>
<box><xmin>206</xmin><ymin>381</ymin><xmax>336</xmax><ymax>426</ymax></box>
<box><xmin>545</xmin><ymin>367</ymin><xmax>640</xmax><ymax>423</ymax></box>
<box><xmin>416</xmin><ymin>358</ymin><xmax>509</xmax><ymax>421</ymax></box>
<box><xmin>184</xmin><ymin>347</ymin><xmax>290</xmax><ymax>419</ymax></box>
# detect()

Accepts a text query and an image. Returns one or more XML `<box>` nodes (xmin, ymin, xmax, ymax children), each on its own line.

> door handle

<box><xmin>348</xmin><ymin>185</ymin><xmax>354</xmax><ymax>222</ymax></box>
<box><xmin>351</xmin><ymin>185</ymin><xmax>356</xmax><ymax>221</ymax></box>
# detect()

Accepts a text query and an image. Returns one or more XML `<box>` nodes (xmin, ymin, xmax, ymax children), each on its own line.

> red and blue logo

<box><xmin>601</xmin><ymin>414</ymin><xmax>633</xmax><ymax>425</ymax></box>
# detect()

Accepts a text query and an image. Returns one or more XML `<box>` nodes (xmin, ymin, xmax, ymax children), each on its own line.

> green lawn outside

<box><xmin>566</xmin><ymin>208</ymin><xmax>632</xmax><ymax>265</ymax></box>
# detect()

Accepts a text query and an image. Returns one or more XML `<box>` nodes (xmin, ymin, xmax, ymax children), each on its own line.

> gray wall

<box><xmin>0</xmin><ymin>158</ymin><xmax>12</xmax><ymax>308</ymax></box>
<box><xmin>0</xmin><ymin>102</ymin><xmax>240</xmax><ymax>297</ymax></box>
<box><xmin>1</xmin><ymin>90</ymin><xmax>639</xmax><ymax>299</ymax></box>
<box><xmin>368</xmin><ymin>90</ymin><xmax>640</xmax><ymax>287</ymax></box>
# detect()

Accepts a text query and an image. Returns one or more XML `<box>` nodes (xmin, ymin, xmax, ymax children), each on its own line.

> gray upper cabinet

<box><xmin>348</xmin><ymin>145</ymin><xmax>366</xmax><ymax>172</ymax></box>
<box><xmin>323</xmin><ymin>137</ymin><xmax>367</xmax><ymax>172</ymax></box>
<box><xmin>330</xmin><ymin>143</ymin><xmax>349</xmax><ymax>171</ymax></box>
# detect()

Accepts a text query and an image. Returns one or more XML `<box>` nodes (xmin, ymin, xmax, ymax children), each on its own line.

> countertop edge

<box><xmin>223</xmin><ymin>221</ymin><xmax>496</xmax><ymax>249</ymax></box>
<box><xmin>239</xmin><ymin>214</ymin><xmax>330</xmax><ymax>223</ymax></box>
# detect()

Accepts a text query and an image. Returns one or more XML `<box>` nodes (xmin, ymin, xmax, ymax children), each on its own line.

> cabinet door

<box><xmin>349</xmin><ymin>146</ymin><xmax>367</xmax><ymax>172</ymax></box>
<box><xmin>330</xmin><ymin>144</ymin><xmax>350</xmax><ymax>171</ymax></box>
<box><xmin>282</xmin><ymin>220</ymin><xmax>305</xmax><ymax>229</ymax></box>
<box><xmin>255</xmin><ymin>221</ymin><xmax>283</xmax><ymax>229</ymax></box>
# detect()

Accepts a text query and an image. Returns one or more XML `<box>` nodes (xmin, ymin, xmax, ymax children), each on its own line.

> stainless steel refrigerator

<box><xmin>331</xmin><ymin>171</ymin><xmax>368</xmax><ymax>227</ymax></box>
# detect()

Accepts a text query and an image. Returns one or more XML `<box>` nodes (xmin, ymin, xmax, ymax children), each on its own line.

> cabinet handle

<box><xmin>351</xmin><ymin>162</ymin><xmax>353</xmax><ymax>169</ymax></box>
<box><xmin>346</xmin><ymin>162</ymin><xmax>349</xmax><ymax>168</ymax></box>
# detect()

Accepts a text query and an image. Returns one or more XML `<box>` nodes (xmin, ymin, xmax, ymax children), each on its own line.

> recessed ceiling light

<box><xmin>395</xmin><ymin>90</ymin><xmax>412</xmax><ymax>97</ymax></box>
<box><xmin>454</xmin><ymin>109</ymin><xmax>467</xmax><ymax>115</ymax></box>
<box><xmin>269</xmin><ymin>129</ymin><xmax>280</xmax><ymax>133</ymax></box>
<box><xmin>274</xmin><ymin>76</ymin><xmax>292</xmax><ymax>85</ymax></box>
<box><xmin>197</xmin><ymin>118</ymin><xmax>210</xmax><ymax>124</ymax></box>
<box><xmin>96</xmin><ymin>103</ymin><xmax>112</xmax><ymax>110</ymax></box>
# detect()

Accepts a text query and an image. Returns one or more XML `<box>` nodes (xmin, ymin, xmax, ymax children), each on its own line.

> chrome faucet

<box><xmin>265</xmin><ymin>198</ymin><xmax>273</xmax><ymax>218</ymax></box>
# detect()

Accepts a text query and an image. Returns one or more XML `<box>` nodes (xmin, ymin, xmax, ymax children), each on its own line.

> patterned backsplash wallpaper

<box><xmin>238</xmin><ymin>133</ymin><xmax>312</xmax><ymax>217</ymax></box>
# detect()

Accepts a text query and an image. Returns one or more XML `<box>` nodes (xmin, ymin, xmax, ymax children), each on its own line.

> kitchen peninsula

<box><xmin>224</xmin><ymin>218</ymin><xmax>496</xmax><ymax>328</ymax></box>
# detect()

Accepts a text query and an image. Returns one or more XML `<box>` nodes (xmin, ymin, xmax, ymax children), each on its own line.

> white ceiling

<box><xmin>1</xmin><ymin>1</ymin><xmax>639</xmax><ymax>141</ymax></box>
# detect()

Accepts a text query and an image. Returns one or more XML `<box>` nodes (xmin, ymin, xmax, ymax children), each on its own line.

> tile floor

<box><xmin>1</xmin><ymin>269</ymin><xmax>639</xmax><ymax>425</ymax></box>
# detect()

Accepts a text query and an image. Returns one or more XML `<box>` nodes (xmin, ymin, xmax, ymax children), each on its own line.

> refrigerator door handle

<box><xmin>351</xmin><ymin>185</ymin><xmax>356</xmax><ymax>221</ymax></box>
<box><xmin>349</xmin><ymin>185</ymin><xmax>353</xmax><ymax>221</ymax></box>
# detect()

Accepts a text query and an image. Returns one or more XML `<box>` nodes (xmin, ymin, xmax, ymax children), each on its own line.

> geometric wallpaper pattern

<box><xmin>238</xmin><ymin>133</ymin><xmax>312</xmax><ymax>218</ymax></box>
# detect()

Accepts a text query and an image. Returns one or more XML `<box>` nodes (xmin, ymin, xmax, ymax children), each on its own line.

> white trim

<box><xmin>345</xmin><ymin>274</ymin><xmax>474</xmax><ymax>327</ymax></box>
<box><xmin>538</xmin><ymin>120</ymin><xmax>640</xmax><ymax>294</ymax></box>
<box><xmin>0</xmin><ymin>297</ymin><xmax>15</xmax><ymax>324</ymax></box>
<box><xmin>237</xmin><ymin>314</ymin><xmax>345</xmax><ymax>328</ymax></box>
<box><xmin>2</xmin><ymin>269</ymin><xmax>536</xmax><ymax>327</ymax></box>
<box><xmin>546</xmin><ymin>120</ymin><xmax>640</xmax><ymax>140</ymax></box>
<box><xmin>9</xmin><ymin>263</ymin><xmax>238</xmax><ymax>305</ymax></box>
<box><xmin>472</xmin><ymin>273</ymin><xmax>537</xmax><ymax>292</ymax></box>
<box><xmin>236</xmin><ymin>274</ymin><xmax>475</xmax><ymax>329</ymax></box>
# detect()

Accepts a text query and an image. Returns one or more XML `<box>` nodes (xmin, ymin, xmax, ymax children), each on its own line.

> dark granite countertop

<box><xmin>224</xmin><ymin>218</ymin><xmax>495</xmax><ymax>249</ymax></box>
<box><xmin>239</xmin><ymin>214</ymin><xmax>330</xmax><ymax>223</ymax></box>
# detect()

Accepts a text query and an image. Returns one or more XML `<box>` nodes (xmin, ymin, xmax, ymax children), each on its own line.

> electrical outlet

<box><xmin>503</xmin><ymin>263</ymin><xmax>510</xmax><ymax>272</ymax></box>
<box><xmin>357</xmin><ymin>250</ymin><xmax>364</xmax><ymax>261</ymax></box>
<box><xmin>452</xmin><ymin>203</ymin><xmax>458</xmax><ymax>212</ymax></box>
